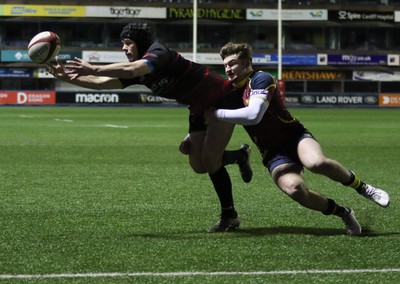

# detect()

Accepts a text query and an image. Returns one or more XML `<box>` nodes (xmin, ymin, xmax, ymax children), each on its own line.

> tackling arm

<box><xmin>214</xmin><ymin>96</ymin><xmax>269</xmax><ymax>126</ymax></box>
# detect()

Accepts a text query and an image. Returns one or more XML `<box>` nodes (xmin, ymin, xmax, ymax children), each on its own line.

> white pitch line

<box><xmin>102</xmin><ymin>124</ymin><xmax>129</xmax><ymax>129</ymax></box>
<box><xmin>1</xmin><ymin>268</ymin><xmax>400</xmax><ymax>279</ymax></box>
<box><xmin>54</xmin><ymin>119</ymin><xmax>74</xmax><ymax>123</ymax></box>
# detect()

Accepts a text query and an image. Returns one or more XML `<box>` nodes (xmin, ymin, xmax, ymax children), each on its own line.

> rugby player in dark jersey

<box><xmin>205</xmin><ymin>42</ymin><xmax>390</xmax><ymax>235</ymax></box>
<box><xmin>46</xmin><ymin>23</ymin><xmax>251</xmax><ymax>232</ymax></box>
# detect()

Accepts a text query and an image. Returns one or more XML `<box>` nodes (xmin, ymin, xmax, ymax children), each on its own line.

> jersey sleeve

<box><xmin>249</xmin><ymin>72</ymin><xmax>276</xmax><ymax>104</ymax></box>
<box><xmin>117</xmin><ymin>43</ymin><xmax>174</xmax><ymax>89</ymax></box>
<box><xmin>141</xmin><ymin>43</ymin><xmax>174</xmax><ymax>74</ymax></box>
<box><xmin>214</xmin><ymin>71</ymin><xmax>275</xmax><ymax>126</ymax></box>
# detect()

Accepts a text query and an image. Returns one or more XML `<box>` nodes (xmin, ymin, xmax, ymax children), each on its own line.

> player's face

<box><xmin>223</xmin><ymin>54</ymin><xmax>250</xmax><ymax>83</ymax></box>
<box><xmin>122</xmin><ymin>38</ymin><xmax>139</xmax><ymax>62</ymax></box>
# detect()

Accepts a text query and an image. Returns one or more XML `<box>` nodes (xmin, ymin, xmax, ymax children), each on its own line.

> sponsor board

<box><xmin>353</xmin><ymin>71</ymin><xmax>400</xmax><ymax>81</ymax></box>
<box><xmin>82</xmin><ymin>51</ymin><xmax>127</xmax><ymax>63</ymax></box>
<box><xmin>283</xmin><ymin>70</ymin><xmax>345</xmax><ymax>80</ymax></box>
<box><xmin>86</xmin><ymin>6</ymin><xmax>166</xmax><ymax>18</ymax></box>
<box><xmin>379</xmin><ymin>94</ymin><xmax>400</xmax><ymax>107</ymax></box>
<box><xmin>1</xmin><ymin>50</ymin><xmax>81</xmax><ymax>63</ymax></box>
<box><xmin>56</xmin><ymin>91</ymin><xmax>178</xmax><ymax>105</ymax></box>
<box><xmin>168</xmin><ymin>7</ymin><xmax>245</xmax><ymax>20</ymax></box>
<box><xmin>329</xmin><ymin>10</ymin><xmax>394</xmax><ymax>22</ymax></box>
<box><xmin>1</xmin><ymin>4</ymin><xmax>85</xmax><ymax>17</ymax></box>
<box><xmin>247</xmin><ymin>9</ymin><xmax>327</xmax><ymax>21</ymax></box>
<box><xmin>0</xmin><ymin>68</ymin><xmax>32</xmax><ymax>78</ymax></box>
<box><xmin>0</xmin><ymin>91</ymin><xmax>55</xmax><ymax>104</ymax></box>
<box><xmin>285</xmin><ymin>94</ymin><xmax>378</xmax><ymax>106</ymax></box>
<box><xmin>251</xmin><ymin>54</ymin><xmax>318</xmax><ymax>65</ymax></box>
<box><xmin>328</xmin><ymin>54</ymin><xmax>387</xmax><ymax>66</ymax></box>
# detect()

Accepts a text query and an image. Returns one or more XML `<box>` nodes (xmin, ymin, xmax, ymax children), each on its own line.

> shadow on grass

<box><xmin>126</xmin><ymin>226</ymin><xmax>397</xmax><ymax>240</ymax></box>
<box><xmin>235</xmin><ymin>226</ymin><xmax>388</xmax><ymax>237</ymax></box>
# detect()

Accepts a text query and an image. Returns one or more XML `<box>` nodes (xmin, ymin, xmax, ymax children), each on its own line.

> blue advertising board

<box><xmin>327</xmin><ymin>54</ymin><xmax>387</xmax><ymax>65</ymax></box>
<box><xmin>252</xmin><ymin>54</ymin><xmax>318</xmax><ymax>65</ymax></box>
<box><xmin>0</xmin><ymin>67</ymin><xmax>33</xmax><ymax>77</ymax></box>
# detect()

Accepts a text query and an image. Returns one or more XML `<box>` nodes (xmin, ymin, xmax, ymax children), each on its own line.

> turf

<box><xmin>0</xmin><ymin>107</ymin><xmax>399</xmax><ymax>283</ymax></box>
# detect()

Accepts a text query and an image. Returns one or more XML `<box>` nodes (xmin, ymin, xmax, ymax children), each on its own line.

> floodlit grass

<box><xmin>0</xmin><ymin>107</ymin><xmax>399</xmax><ymax>283</ymax></box>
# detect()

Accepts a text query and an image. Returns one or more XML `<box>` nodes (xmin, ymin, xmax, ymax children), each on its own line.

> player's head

<box><xmin>220</xmin><ymin>42</ymin><xmax>253</xmax><ymax>84</ymax></box>
<box><xmin>120</xmin><ymin>23</ymin><xmax>153</xmax><ymax>61</ymax></box>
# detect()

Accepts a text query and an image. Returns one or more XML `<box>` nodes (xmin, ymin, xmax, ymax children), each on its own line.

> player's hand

<box><xmin>65</xmin><ymin>57</ymin><xmax>94</xmax><ymax>79</ymax></box>
<box><xmin>179</xmin><ymin>134</ymin><xmax>191</xmax><ymax>155</ymax></box>
<box><xmin>45</xmin><ymin>56</ymin><xmax>72</xmax><ymax>80</ymax></box>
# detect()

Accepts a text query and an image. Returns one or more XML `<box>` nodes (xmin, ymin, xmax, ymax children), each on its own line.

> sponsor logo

<box><xmin>169</xmin><ymin>8</ymin><xmax>244</xmax><ymax>20</ymax></box>
<box><xmin>336</xmin><ymin>10</ymin><xmax>393</xmax><ymax>21</ymax></box>
<box><xmin>285</xmin><ymin>96</ymin><xmax>299</xmax><ymax>104</ymax></box>
<box><xmin>250</xmin><ymin>89</ymin><xmax>267</xmax><ymax>96</ymax></box>
<box><xmin>0</xmin><ymin>93</ymin><xmax>9</xmax><ymax>99</ymax></box>
<box><xmin>364</xmin><ymin>96</ymin><xmax>378</xmax><ymax>104</ymax></box>
<box><xmin>140</xmin><ymin>94</ymin><xmax>176</xmax><ymax>103</ymax></box>
<box><xmin>310</xmin><ymin>10</ymin><xmax>324</xmax><ymax>18</ymax></box>
<box><xmin>301</xmin><ymin>95</ymin><xmax>315</xmax><ymax>104</ymax></box>
<box><xmin>379</xmin><ymin>94</ymin><xmax>400</xmax><ymax>107</ymax></box>
<box><xmin>249</xmin><ymin>10</ymin><xmax>263</xmax><ymax>17</ymax></box>
<box><xmin>75</xmin><ymin>93</ymin><xmax>119</xmax><ymax>103</ymax></box>
<box><xmin>8</xmin><ymin>91</ymin><xmax>56</xmax><ymax>104</ymax></box>
<box><xmin>283</xmin><ymin>71</ymin><xmax>344</xmax><ymax>80</ymax></box>
<box><xmin>15</xmin><ymin>52</ymin><xmax>24</xmax><ymax>60</ymax></box>
<box><xmin>10</xmin><ymin>6</ymin><xmax>37</xmax><ymax>15</ymax></box>
<box><xmin>109</xmin><ymin>7</ymin><xmax>141</xmax><ymax>17</ymax></box>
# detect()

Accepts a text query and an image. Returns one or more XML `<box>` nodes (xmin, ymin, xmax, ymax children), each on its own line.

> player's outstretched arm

<box><xmin>65</xmin><ymin>58</ymin><xmax>151</xmax><ymax>80</ymax></box>
<box><xmin>46</xmin><ymin>57</ymin><xmax>122</xmax><ymax>90</ymax></box>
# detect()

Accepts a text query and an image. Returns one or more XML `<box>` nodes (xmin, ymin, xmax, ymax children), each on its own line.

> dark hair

<box><xmin>120</xmin><ymin>23</ymin><xmax>153</xmax><ymax>58</ymax></box>
<box><xmin>220</xmin><ymin>42</ymin><xmax>252</xmax><ymax>61</ymax></box>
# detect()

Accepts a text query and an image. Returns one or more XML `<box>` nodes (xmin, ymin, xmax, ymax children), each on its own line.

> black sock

<box><xmin>209</xmin><ymin>166</ymin><xmax>235</xmax><ymax>216</ymax></box>
<box><xmin>222</xmin><ymin>149</ymin><xmax>245</xmax><ymax>166</ymax></box>
<box><xmin>323</xmin><ymin>198</ymin><xmax>347</xmax><ymax>217</ymax></box>
<box><xmin>342</xmin><ymin>171</ymin><xmax>366</xmax><ymax>194</ymax></box>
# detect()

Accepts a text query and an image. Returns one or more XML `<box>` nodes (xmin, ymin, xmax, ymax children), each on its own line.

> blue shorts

<box><xmin>263</xmin><ymin>131</ymin><xmax>316</xmax><ymax>173</ymax></box>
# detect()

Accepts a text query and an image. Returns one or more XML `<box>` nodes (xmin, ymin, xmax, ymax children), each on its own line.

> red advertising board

<box><xmin>0</xmin><ymin>91</ymin><xmax>56</xmax><ymax>105</ymax></box>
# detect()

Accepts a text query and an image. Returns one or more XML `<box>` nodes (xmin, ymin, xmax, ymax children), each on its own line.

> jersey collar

<box><xmin>233</xmin><ymin>71</ymin><xmax>254</xmax><ymax>88</ymax></box>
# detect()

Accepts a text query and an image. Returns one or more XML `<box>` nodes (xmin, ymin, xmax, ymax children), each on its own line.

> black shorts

<box><xmin>263</xmin><ymin>131</ymin><xmax>316</xmax><ymax>173</ymax></box>
<box><xmin>188</xmin><ymin>88</ymin><xmax>243</xmax><ymax>133</ymax></box>
<box><xmin>188</xmin><ymin>112</ymin><xmax>207</xmax><ymax>132</ymax></box>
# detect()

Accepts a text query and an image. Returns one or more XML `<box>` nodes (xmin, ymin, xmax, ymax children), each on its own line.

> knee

<box><xmin>289</xmin><ymin>187</ymin><xmax>309</xmax><ymax>203</ymax></box>
<box><xmin>279</xmin><ymin>179</ymin><xmax>308</xmax><ymax>203</ymax></box>
<box><xmin>189</xmin><ymin>155</ymin><xmax>207</xmax><ymax>174</ymax></box>
<box><xmin>306</xmin><ymin>158</ymin><xmax>331</xmax><ymax>174</ymax></box>
<box><xmin>188</xmin><ymin>148</ymin><xmax>222</xmax><ymax>174</ymax></box>
<box><xmin>190</xmin><ymin>163</ymin><xmax>207</xmax><ymax>174</ymax></box>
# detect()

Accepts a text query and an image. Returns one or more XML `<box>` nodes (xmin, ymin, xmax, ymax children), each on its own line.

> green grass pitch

<box><xmin>0</xmin><ymin>107</ymin><xmax>399</xmax><ymax>283</ymax></box>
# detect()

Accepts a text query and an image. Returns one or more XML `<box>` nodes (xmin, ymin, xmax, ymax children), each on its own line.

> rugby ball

<box><xmin>27</xmin><ymin>31</ymin><xmax>61</xmax><ymax>64</ymax></box>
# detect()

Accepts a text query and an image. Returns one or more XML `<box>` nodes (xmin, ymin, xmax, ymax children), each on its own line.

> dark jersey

<box><xmin>241</xmin><ymin>71</ymin><xmax>307</xmax><ymax>158</ymax></box>
<box><xmin>120</xmin><ymin>42</ymin><xmax>234</xmax><ymax>114</ymax></box>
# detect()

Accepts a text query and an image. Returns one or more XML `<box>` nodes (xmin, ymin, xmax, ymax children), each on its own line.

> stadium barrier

<box><xmin>1</xmin><ymin>90</ymin><xmax>400</xmax><ymax>108</ymax></box>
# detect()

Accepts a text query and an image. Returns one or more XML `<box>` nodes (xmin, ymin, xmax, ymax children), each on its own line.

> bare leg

<box><xmin>272</xmin><ymin>163</ymin><xmax>329</xmax><ymax>212</ymax></box>
<box><xmin>271</xmin><ymin>163</ymin><xmax>362</xmax><ymax>235</ymax></box>
<box><xmin>297</xmin><ymin>138</ymin><xmax>352</xmax><ymax>184</ymax></box>
<box><xmin>297</xmin><ymin>137</ymin><xmax>390</xmax><ymax>207</ymax></box>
